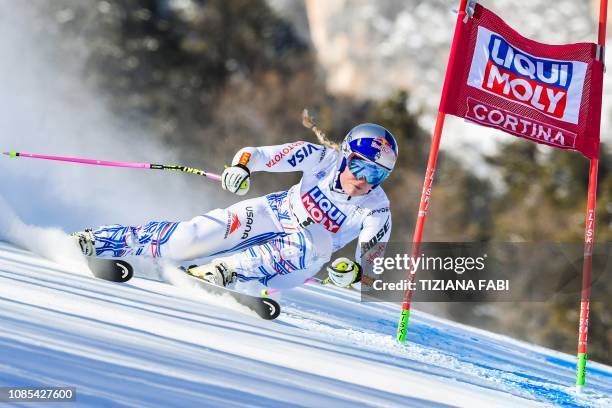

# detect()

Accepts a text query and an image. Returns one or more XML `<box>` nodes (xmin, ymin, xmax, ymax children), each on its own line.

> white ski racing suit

<box><xmin>90</xmin><ymin>141</ymin><xmax>392</xmax><ymax>288</ymax></box>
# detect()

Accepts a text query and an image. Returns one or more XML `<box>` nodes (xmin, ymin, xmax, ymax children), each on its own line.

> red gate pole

<box><xmin>396</xmin><ymin>0</ymin><xmax>469</xmax><ymax>343</ymax></box>
<box><xmin>576</xmin><ymin>159</ymin><xmax>599</xmax><ymax>389</ymax></box>
<box><xmin>575</xmin><ymin>0</ymin><xmax>606</xmax><ymax>391</ymax></box>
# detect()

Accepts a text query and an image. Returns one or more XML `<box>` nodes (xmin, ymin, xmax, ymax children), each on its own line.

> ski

<box><xmin>87</xmin><ymin>258</ymin><xmax>134</xmax><ymax>282</ymax></box>
<box><xmin>85</xmin><ymin>259</ymin><xmax>279</xmax><ymax>319</ymax></box>
<box><xmin>181</xmin><ymin>269</ymin><xmax>281</xmax><ymax>320</ymax></box>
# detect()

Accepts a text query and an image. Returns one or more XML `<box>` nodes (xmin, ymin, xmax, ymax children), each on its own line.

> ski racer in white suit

<box><xmin>76</xmin><ymin>124</ymin><xmax>397</xmax><ymax>289</ymax></box>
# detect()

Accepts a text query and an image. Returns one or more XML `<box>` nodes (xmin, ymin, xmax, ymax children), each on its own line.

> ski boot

<box><xmin>185</xmin><ymin>260</ymin><xmax>236</xmax><ymax>287</ymax></box>
<box><xmin>71</xmin><ymin>229</ymin><xmax>96</xmax><ymax>257</ymax></box>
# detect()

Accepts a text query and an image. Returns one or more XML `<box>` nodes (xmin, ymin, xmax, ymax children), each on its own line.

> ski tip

<box><xmin>3</xmin><ymin>151</ymin><xmax>18</xmax><ymax>158</ymax></box>
<box><xmin>260</xmin><ymin>298</ymin><xmax>281</xmax><ymax>320</ymax></box>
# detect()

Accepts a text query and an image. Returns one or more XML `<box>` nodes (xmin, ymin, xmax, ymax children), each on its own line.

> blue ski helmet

<box><xmin>340</xmin><ymin>123</ymin><xmax>398</xmax><ymax>185</ymax></box>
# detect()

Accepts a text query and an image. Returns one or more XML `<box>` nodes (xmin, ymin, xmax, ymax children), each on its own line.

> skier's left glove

<box><xmin>222</xmin><ymin>164</ymin><xmax>250</xmax><ymax>196</ymax></box>
<box><xmin>325</xmin><ymin>257</ymin><xmax>361</xmax><ymax>288</ymax></box>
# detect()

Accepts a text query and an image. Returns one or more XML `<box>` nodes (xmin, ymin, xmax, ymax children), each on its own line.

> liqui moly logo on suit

<box><xmin>301</xmin><ymin>187</ymin><xmax>347</xmax><ymax>232</ymax></box>
<box><xmin>467</xmin><ymin>27</ymin><xmax>587</xmax><ymax>124</ymax></box>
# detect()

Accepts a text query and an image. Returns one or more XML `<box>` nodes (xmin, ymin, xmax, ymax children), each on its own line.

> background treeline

<box><xmin>41</xmin><ymin>0</ymin><xmax>611</xmax><ymax>364</ymax></box>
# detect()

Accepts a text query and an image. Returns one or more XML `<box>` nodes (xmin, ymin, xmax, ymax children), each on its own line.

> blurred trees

<box><xmin>87</xmin><ymin>0</ymin><xmax>317</xmax><ymax>165</ymax></box>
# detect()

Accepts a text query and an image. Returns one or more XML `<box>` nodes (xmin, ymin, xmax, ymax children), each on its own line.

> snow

<box><xmin>0</xmin><ymin>240</ymin><xmax>610</xmax><ymax>407</ymax></box>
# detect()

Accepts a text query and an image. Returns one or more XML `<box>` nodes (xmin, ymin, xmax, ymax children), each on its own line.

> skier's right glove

<box><xmin>221</xmin><ymin>164</ymin><xmax>250</xmax><ymax>196</ymax></box>
<box><xmin>325</xmin><ymin>257</ymin><xmax>362</xmax><ymax>288</ymax></box>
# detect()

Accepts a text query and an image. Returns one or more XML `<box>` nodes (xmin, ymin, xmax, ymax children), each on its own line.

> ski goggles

<box><xmin>347</xmin><ymin>155</ymin><xmax>390</xmax><ymax>185</ymax></box>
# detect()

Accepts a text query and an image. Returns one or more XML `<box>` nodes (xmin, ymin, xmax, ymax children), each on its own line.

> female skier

<box><xmin>74</xmin><ymin>123</ymin><xmax>396</xmax><ymax>290</ymax></box>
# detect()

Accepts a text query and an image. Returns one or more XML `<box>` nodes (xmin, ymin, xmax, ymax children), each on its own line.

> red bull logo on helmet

<box><xmin>371</xmin><ymin>137</ymin><xmax>392</xmax><ymax>153</ymax></box>
<box><xmin>467</xmin><ymin>27</ymin><xmax>587</xmax><ymax>125</ymax></box>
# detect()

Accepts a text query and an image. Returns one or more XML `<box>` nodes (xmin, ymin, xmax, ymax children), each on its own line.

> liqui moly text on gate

<box><xmin>301</xmin><ymin>186</ymin><xmax>347</xmax><ymax>232</ymax></box>
<box><xmin>467</xmin><ymin>27</ymin><xmax>587</xmax><ymax>125</ymax></box>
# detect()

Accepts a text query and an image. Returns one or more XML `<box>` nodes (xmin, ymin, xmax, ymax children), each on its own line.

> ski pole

<box><xmin>261</xmin><ymin>276</ymin><xmax>360</xmax><ymax>297</ymax></box>
<box><xmin>3</xmin><ymin>150</ymin><xmax>221</xmax><ymax>181</ymax></box>
<box><xmin>2</xmin><ymin>151</ymin><xmax>253</xmax><ymax>188</ymax></box>
<box><xmin>261</xmin><ymin>277</ymin><xmax>320</xmax><ymax>297</ymax></box>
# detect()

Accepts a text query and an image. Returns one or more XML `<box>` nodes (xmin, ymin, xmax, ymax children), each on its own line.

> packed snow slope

<box><xmin>0</xmin><ymin>241</ymin><xmax>611</xmax><ymax>408</ymax></box>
